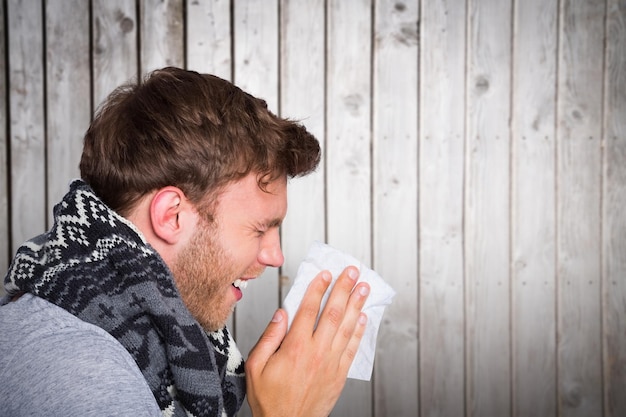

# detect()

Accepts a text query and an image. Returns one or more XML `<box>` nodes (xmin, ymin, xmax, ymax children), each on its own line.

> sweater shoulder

<box><xmin>0</xmin><ymin>294</ymin><xmax>162</xmax><ymax>417</ymax></box>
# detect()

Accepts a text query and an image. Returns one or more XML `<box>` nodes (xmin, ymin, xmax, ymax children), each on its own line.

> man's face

<box><xmin>172</xmin><ymin>173</ymin><xmax>287</xmax><ymax>332</ymax></box>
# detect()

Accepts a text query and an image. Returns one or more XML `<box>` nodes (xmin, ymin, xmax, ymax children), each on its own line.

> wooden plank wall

<box><xmin>1</xmin><ymin>1</ymin><xmax>625</xmax><ymax>416</ymax></box>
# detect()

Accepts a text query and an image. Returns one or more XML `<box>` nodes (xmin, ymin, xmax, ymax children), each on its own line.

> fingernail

<box><xmin>359</xmin><ymin>285</ymin><xmax>370</xmax><ymax>296</ymax></box>
<box><xmin>321</xmin><ymin>270</ymin><xmax>332</xmax><ymax>283</ymax></box>
<box><xmin>272</xmin><ymin>310</ymin><xmax>283</xmax><ymax>323</ymax></box>
<box><xmin>358</xmin><ymin>314</ymin><xmax>368</xmax><ymax>326</ymax></box>
<box><xmin>348</xmin><ymin>267</ymin><xmax>359</xmax><ymax>281</ymax></box>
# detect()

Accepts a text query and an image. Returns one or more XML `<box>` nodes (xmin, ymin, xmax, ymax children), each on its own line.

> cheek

<box><xmin>230</xmin><ymin>243</ymin><xmax>263</xmax><ymax>275</ymax></box>
<box><xmin>216</xmin><ymin>229</ymin><xmax>262</xmax><ymax>267</ymax></box>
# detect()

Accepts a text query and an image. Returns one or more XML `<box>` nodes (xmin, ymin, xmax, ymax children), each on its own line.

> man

<box><xmin>0</xmin><ymin>67</ymin><xmax>370</xmax><ymax>417</ymax></box>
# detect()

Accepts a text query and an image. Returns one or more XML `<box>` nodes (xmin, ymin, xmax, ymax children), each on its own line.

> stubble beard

<box><xmin>171</xmin><ymin>221</ymin><xmax>237</xmax><ymax>332</ymax></box>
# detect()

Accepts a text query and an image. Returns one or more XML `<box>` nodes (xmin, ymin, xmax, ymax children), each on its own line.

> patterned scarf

<box><xmin>4</xmin><ymin>180</ymin><xmax>246</xmax><ymax>417</ymax></box>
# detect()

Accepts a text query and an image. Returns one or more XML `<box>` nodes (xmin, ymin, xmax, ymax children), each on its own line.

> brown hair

<box><xmin>80</xmin><ymin>67</ymin><xmax>321</xmax><ymax>216</ymax></box>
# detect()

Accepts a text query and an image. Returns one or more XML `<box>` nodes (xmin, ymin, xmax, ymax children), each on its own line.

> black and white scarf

<box><xmin>4</xmin><ymin>180</ymin><xmax>246</xmax><ymax>417</ymax></box>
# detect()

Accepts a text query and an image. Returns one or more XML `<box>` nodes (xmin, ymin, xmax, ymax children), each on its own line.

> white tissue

<box><xmin>282</xmin><ymin>241</ymin><xmax>395</xmax><ymax>381</ymax></box>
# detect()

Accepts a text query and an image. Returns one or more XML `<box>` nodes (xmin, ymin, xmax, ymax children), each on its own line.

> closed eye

<box><xmin>254</xmin><ymin>218</ymin><xmax>282</xmax><ymax>238</ymax></box>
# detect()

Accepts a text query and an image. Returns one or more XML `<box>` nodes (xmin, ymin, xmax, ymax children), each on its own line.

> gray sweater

<box><xmin>0</xmin><ymin>293</ymin><xmax>161</xmax><ymax>416</ymax></box>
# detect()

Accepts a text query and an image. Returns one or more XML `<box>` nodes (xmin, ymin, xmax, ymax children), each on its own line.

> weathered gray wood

<box><xmin>326</xmin><ymin>0</ymin><xmax>372</xmax><ymax>415</ymax></box>
<box><xmin>279</xmin><ymin>0</ymin><xmax>326</xmax><ymax>299</ymax></box>
<box><xmin>92</xmin><ymin>0</ymin><xmax>138</xmax><ymax>107</ymax></box>
<box><xmin>419</xmin><ymin>0</ymin><xmax>466</xmax><ymax>415</ymax></box>
<box><xmin>0</xmin><ymin>0</ymin><xmax>8</xmax><ymax>287</ymax></box>
<box><xmin>8</xmin><ymin>0</ymin><xmax>46</xmax><ymax>250</ymax></box>
<box><xmin>231</xmin><ymin>2</ymin><xmax>279</xmax><ymax>416</ymax></box>
<box><xmin>603</xmin><ymin>1</ymin><xmax>626</xmax><ymax>415</ymax></box>
<box><xmin>45</xmin><ymin>0</ymin><xmax>91</xmax><ymax>221</ymax></box>
<box><xmin>1</xmin><ymin>2</ymin><xmax>624</xmax><ymax>416</ymax></box>
<box><xmin>465</xmin><ymin>0</ymin><xmax>512</xmax><ymax>415</ymax></box>
<box><xmin>186</xmin><ymin>0</ymin><xmax>232</xmax><ymax>79</ymax></box>
<box><xmin>139</xmin><ymin>0</ymin><xmax>184</xmax><ymax>74</ymax></box>
<box><xmin>556</xmin><ymin>0</ymin><xmax>605</xmax><ymax>416</ymax></box>
<box><xmin>372</xmin><ymin>1</ymin><xmax>419</xmax><ymax>416</ymax></box>
<box><xmin>511</xmin><ymin>0</ymin><xmax>558</xmax><ymax>416</ymax></box>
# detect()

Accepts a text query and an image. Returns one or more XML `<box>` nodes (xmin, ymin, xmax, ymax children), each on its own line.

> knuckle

<box><xmin>343</xmin><ymin>345</ymin><xmax>358</xmax><ymax>362</ymax></box>
<box><xmin>340</xmin><ymin>325</ymin><xmax>354</xmax><ymax>341</ymax></box>
<box><xmin>298</xmin><ymin>304</ymin><xmax>320</xmax><ymax>321</ymax></box>
<box><xmin>354</xmin><ymin>322</ymin><xmax>366</xmax><ymax>339</ymax></box>
<box><xmin>323</xmin><ymin>305</ymin><xmax>343</xmax><ymax>328</ymax></box>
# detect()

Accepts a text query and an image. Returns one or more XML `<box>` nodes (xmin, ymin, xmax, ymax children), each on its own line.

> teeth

<box><xmin>233</xmin><ymin>279</ymin><xmax>248</xmax><ymax>290</ymax></box>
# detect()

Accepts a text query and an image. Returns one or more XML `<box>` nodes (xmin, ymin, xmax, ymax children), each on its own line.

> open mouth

<box><xmin>232</xmin><ymin>278</ymin><xmax>248</xmax><ymax>290</ymax></box>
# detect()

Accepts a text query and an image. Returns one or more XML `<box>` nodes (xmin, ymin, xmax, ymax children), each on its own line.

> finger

<box><xmin>287</xmin><ymin>270</ymin><xmax>333</xmax><ymax>339</ymax></box>
<box><xmin>246</xmin><ymin>309</ymin><xmax>288</xmax><ymax>375</ymax></box>
<box><xmin>338</xmin><ymin>312</ymin><xmax>368</xmax><ymax>374</ymax></box>
<box><xmin>330</xmin><ymin>282</ymin><xmax>369</xmax><ymax>353</ymax></box>
<box><xmin>313</xmin><ymin>266</ymin><xmax>361</xmax><ymax>342</ymax></box>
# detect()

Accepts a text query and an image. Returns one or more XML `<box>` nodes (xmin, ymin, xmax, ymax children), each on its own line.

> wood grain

<box><xmin>279</xmin><ymin>0</ymin><xmax>326</xmax><ymax>299</ymax></box>
<box><xmin>186</xmin><ymin>0</ymin><xmax>232</xmax><ymax>79</ymax></box>
<box><xmin>372</xmin><ymin>1</ymin><xmax>419</xmax><ymax>416</ymax></box>
<box><xmin>603</xmin><ymin>1</ymin><xmax>626</xmax><ymax>415</ymax></box>
<box><xmin>466</xmin><ymin>0</ymin><xmax>513</xmax><ymax>415</ymax></box>
<box><xmin>556</xmin><ymin>0</ymin><xmax>605</xmax><ymax>416</ymax></box>
<box><xmin>0</xmin><ymin>0</ymin><xmax>8</xmax><ymax>280</ymax></box>
<box><xmin>92</xmin><ymin>0</ymin><xmax>138</xmax><ymax>107</ymax></box>
<box><xmin>326</xmin><ymin>0</ymin><xmax>373</xmax><ymax>415</ymax></box>
<box><xmin>139</xmin><ymin>0</ymin><xmax>184</xmax><ymax>74</ymax></box>
<box><xmin>512</xmin><ymin>0</ymin><xmax>558</xmax><ymax>416</ymax></box>
<box><xmin>45</xmin><ymin>0</ymin><xmax>91</xmax><ymax>221</ymax></box>
<box><xmin>419</xmin><ymin>0</ymin><xmax>466</xmax><ymax>415</ymax></box>
<box><xmin>8</xmin><ymin>0</ymin><xmax>46</xmax><ymax>250</ymax></box>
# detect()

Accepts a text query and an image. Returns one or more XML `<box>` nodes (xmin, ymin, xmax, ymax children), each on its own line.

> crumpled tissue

<box><xmin>282</xmin><ymin>241</ymin><xmax>395</xmax><ymax>381</ymax></box>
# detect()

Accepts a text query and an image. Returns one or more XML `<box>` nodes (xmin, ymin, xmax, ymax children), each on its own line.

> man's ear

<box><xmin>149</xmin><ymin>187</ymin><xmax>189</xmax><ymax>245</ymax></box>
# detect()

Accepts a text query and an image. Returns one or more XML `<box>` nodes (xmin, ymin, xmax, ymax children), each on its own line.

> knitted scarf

<box><xmin>4</xmin><ymin>180</ymin><xmax>246</xmax><ymax>417</ymax></box>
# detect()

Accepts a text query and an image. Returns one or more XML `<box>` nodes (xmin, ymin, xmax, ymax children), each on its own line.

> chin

<box><xmin>199</xmin><ymin>311</ymin><xmax>233</xmax><ymax>333</ymax></box>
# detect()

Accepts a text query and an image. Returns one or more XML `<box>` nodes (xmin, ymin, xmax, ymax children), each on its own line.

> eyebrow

<box><xmin>262</xmin><ymin>218</ymin><xmax>283</xmax><ymax>229</ymax></box>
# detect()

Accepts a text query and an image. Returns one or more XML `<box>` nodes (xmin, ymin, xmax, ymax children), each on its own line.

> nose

<box><xmin>258</xmin><ymin>228</ymin><xmax>284</xmax><ymax>267</ymax></box>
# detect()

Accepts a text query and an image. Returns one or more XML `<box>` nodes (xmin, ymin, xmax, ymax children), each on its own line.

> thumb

<box><xmin>247</xmin><ymin>309</ymin><xmax>288</xmax><ymax>370</ymax></box>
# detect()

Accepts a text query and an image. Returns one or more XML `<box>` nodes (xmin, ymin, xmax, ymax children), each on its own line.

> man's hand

<box><xmin>245</xmin><ymin>266</ymin><xmax>370</xmax><ymax>417</ymax></box>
